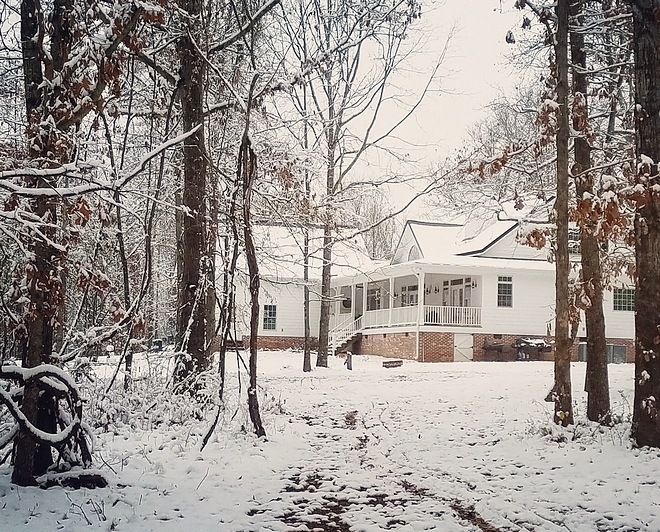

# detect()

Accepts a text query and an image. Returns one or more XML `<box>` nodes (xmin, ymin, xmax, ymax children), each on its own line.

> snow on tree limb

<box><xmin>0</xmin><ymin>126</ymin><xmax>201</xmax><ymax>198</ymax></box>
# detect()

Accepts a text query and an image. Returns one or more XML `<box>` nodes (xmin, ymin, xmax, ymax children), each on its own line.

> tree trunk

<box><xmin>303</xmin><ymin>226</ymin><xmax>312</xmax><ymax>372</ymax></box>
<box><xmin>175</xmin><ymin>0</ymin><xmax>210</xmax><ymax>381</ymax></box>
<box><xmin>316</xmin><ymin>89</ymin><xmax>336</xmax><ymax>368</ymax></box>
<box><xmin>570</xmin><ymin>0</ymin><xmax>610</xmax><ymax>425</ymax></box>
<box><xmin>629</xmin><ymin>0</ymin><xmax>660</xmax><ymax>447</ymax></box>
<box><xmin>302</xmin><ymin>86</ymin><xmax>312</xmax><ymax>373</ymax></box>
<box><xmin>317</xmin><ymin>224</ymin><xmax>332</xmax><ymax>367</ymax></box>
<box><xmin>240</xmin><ymin>137</ymin><xmax>266</xmax><ymax>438</ymax></box>
<box><xmin>13</xmin><ymin>0</ymin><xmax>71</xmax><ymax>485</ymax></box>
<box><xmin>552</xmin><ymin>0</ymin><xmax>574</xmax><ymax>427</ymax></box>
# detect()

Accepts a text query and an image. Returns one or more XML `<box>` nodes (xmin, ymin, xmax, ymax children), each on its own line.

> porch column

<box><xmin>388</xmin><ymin>277</ymin><xmax>393</xmax><ymax>326</ymax></box>
<box><xmin>415</xmin><ymin>271</ymin><xmax>424</xmax><ymax>361</ymax></box>
<box><xmin>362</xmin><ymin>281</ymin><xmax>367</xmax><ymax>321</ymax></box>
<box><xmin>351</xmin><ymin>284</ymin><xmax>356</xmax><ymax>321</ymax></box>
<box><xmin>418</xmin><ymin>271</ymin><xmax>425</xmax><ymax>325</ymax></box>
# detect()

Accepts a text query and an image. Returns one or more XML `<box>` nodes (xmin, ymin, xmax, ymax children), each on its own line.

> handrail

<box><xmin>329</xmin><ymin>315</ymin><xmax>363</xmax><ymax>354</ymax></box>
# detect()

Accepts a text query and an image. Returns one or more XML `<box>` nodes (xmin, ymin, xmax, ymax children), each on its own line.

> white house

<box><xmin>328</xmin><ymin>219</ymin><xmax>635</xmax><ymax>363</ymax></box>
<box><xmin>233</xmin><ymin>225</ymin><xmax>373</xmax><ymax>349</ymax></box>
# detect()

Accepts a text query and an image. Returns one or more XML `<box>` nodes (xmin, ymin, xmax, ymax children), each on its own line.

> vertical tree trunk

<box><xmin>302</xmin><ymin>86</ymin><xmax>312</xmax><ymax>373</ymax></box>
<box><xmin>303</xmin><ymin>227</ymin><xmax>312</xmax><ymax>372</ymax></box>
<box><xmin>629</xmin><ymin>0</ymin><xmax>660</xmax><ymax>447</ymax></box>
<box><xmin>240</xmin><ymin>137</ymin><xmax>266</xmax><ymax>438</ymax></box>
<box><xmin>13</xmin><ymin>0</ymin><xmax>46</xmax><ymax>488</ymax></box>
<box><xmin>316</xmin><ymin>96</ymin><xmax>336</xmax><ymax>369</ymax></box>
<box><xmin>175</xmin><ymin>0</ymin><xmax>211</xmax><ymax>381</ymax></box>
<box><xmin>552</xmin><ymin>0</ymin><xmax>574</xmax><ymax>427</ymax></box>
<box><xmin>316</xmin><ymin>7</ymin><xmax>336</xmax><ymax>369</ymax></box>
<box><xmin>317</xmin><ymin>224</ymin><xmax>332</xmax><ymax>367</ymax></box>
<box><xmin>569</xmin><ymin>0</ymin><xmax>610</xmax><ymax>424</ymax></box>
<box><xmin>13</xmin><ymin>0</ymin><xmax>73</xmax><ymax>485</ymax></box>
<box><xmin>12</xmin><ymin>196</ymin><xmax>57</xmax><ymax>483</ymax></box>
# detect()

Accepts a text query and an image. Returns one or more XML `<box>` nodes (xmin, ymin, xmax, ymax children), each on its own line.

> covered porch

<box><xmin>330</xmin><ymin>272</ymin><xmax>483</xmax><ymax>333</ymax></box>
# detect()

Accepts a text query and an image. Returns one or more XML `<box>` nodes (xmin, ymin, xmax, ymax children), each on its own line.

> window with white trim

<box><xmin>497</xmin><ymin>276</ymin><xmax>513</xmax><ymax>308</ymax></box>
<box><xmin>263</xmin><ymin>304</ymin><xmax>277</xmax><ymax>330</ymax></box>
<box><xmin>613</xmin><ymin>288</ymin><xmax>634</xmax><ymax>311</ymax></box>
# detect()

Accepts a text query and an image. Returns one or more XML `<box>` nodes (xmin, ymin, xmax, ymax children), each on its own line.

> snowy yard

<box><xmin>1</xmin><ymin>352</ymin><xmax>658</xmax><ymax>531</ymax></box>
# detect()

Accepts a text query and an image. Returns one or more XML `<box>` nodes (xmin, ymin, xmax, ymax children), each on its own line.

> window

<box><xmin>263</xmin><ymin>304</ymin><xmax>277</xmax><ymax>330</ymax></box>
<box><xmin>613</xmin><ymin>288</ymin><xmax>634</xmax><ymax>311</ymax></box>
<box><xmin>497</xmin><ymin>276</ymin><xmax>513</xmax><ymax>307</ymax></box>
<box><xmin>339</xmin><ymin>286</ymin><xmax>352</xmax><ymax>314</ymax></box>
<box><xmin>401</xmin><ymin>285</ymin><xmax>418</xmax><ymax>306</ymax></box>
<box><xmin>567</xmin><ymin>228</ymin><xmax>581</xmax><ymax>255</ymax></box>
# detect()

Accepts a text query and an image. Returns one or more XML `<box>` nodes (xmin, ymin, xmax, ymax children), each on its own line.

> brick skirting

<box><xmin>241</xmin><ymin>335</ymin><xmax>318</xmax><ymax>351</ymax></box>
<box><xmin>359</xmin><ymin>332</ymin><xmax>417</xmax><ymax>360</ymax></box>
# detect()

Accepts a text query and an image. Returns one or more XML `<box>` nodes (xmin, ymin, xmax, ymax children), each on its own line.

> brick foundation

<box><xmin>419</xmin><ymin>332</ymin><xmax>454</xmax><ymax>362</ymax></box>
<box><xmin>473</xmin><ymin>334</ymin><xmax>518</xmax><ymax>361</ymax></box>
<box><xmin>250</xmin><ymin>329</ymin><xmax>636</xmax><ymax>362</ymax></box>
<box><xmin>612</xmin><ymin>338</ymin><xmax>635</xmax><ymax>363</ymax></box>
<box><xmin>241</xmin><ymin>335</ymin><xmax>318</xmax><ymax>351</ymax></box>
<box><xmin>359</xmin><ymin>332</ymin><xmax>417</xmax><ymax>360</ymax></box>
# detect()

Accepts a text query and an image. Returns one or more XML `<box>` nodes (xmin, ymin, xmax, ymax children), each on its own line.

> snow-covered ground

<box><xmin>1</xmin><ymin>352</ymin><xmax>658</xmax><ymax>531</ymax></box>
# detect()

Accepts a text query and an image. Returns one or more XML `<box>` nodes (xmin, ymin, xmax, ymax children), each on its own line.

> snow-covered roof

<box><xmin>394</xmin><ymin>219</ymin><xmax>524</xmax><ymax>264</ymax></box>
<box><xmin>252</xmin><ymin>225</ymin><xmax>373</xmax><ymax>282</ymax></box>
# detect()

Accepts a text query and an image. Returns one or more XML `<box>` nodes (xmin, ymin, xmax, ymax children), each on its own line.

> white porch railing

<box><xmin>358</xmin><ymin>305</ymin><xmax>482</xmax><ymax>329</ymax></box>
<box><xmin>390</xmin><ymin>306</ymin><xmax>418</xmax><ymax>326</ymax></box>
<box><xmin>424</xmin><ymin>305</ymin><xmax>481</xmax><ymax>326</ymax></box>
<box><xmin>362</xmin><ymin>308</ymin><xmax>390</xmax><ymax>328</ymax></box>
<box><xmin>329</xmin><ymin>316</ymin><xmax>363</xmax><ymax>354</ymax></box>
<box><xmin>329</xmin><ymin>305</ymin><xmax>481</xmax><ymax>353</ymax></box>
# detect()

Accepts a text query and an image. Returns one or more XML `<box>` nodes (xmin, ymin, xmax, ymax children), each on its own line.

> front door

<box><xmin>451</xmin><ymin>286</ymin><xmax>463</xmax><ymax>307</ymax></box>
<box><xmin>454</xmin><ymin>333</ymin><xmax>473</xmax><ymax>362</ymax></box>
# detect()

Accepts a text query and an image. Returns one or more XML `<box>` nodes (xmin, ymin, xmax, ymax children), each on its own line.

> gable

<box><xmin>391</xmin><ymin>225</ymin><xmax>421</xmax><ymax>264</ymax></box>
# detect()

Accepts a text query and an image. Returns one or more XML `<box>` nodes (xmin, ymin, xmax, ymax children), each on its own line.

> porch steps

<box><xmin>334</xmin><ymin>332</ymin><xmax>361</xmax><ymax>355</ymax></box>
<box><xmin>329</xmin><ymin>316</ymin><xmax>363</xmax><ymax>356</ymax></box>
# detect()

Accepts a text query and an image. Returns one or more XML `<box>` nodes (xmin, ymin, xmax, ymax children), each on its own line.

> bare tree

<box><xmin>273</xmin><ymin>0</ymin><xmax>441</xmax><ymax>367</ymax></box>
<box><xmin>174</xmin><ymin>0</ymin><xmax>214</xmax><ymax>385</ymax></box>
<box><xmin>569</xmin><ymin>0</ymin><xmax>611</xmax><ymax>425</ymax></box>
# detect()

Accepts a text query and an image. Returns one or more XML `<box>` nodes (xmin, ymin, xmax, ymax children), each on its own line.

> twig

<box><xmin>196</xmin><ymin>468</ymin><xmax>209</xmax><ymax>490</ymax></box>
<box><xmin>66</xmin><ymin>492</ymin><xmax>92</xmax><ymax>525</ymax></box>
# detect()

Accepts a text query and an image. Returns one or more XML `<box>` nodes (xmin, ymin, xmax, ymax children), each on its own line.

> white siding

<box><xmin>603</xmin><ymin>289</ymin><xmax>635</xmax><ymax>339</ymax></box>
<box><xmin>233</xmin><ymin>277</ymin><xmax>321</xmax><ymax>338</ymax></box>
<box><xmin>480</xmin><ymin>269</ymin><xmax>555</xmax><ymax>336</ymax></box>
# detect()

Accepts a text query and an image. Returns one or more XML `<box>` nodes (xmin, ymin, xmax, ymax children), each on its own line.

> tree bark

<box><xmin>240</xmin><ymin>137</ymin><xmax>266</xmax><ymax>438</ymax></box>
<box><xmin>317</xmin><ymin>224</ymin><xmax>332</xmax><ymax>367</ymax></box>
<box><xmin>175</xmin><ymin>0</ymin><xmax>211</xmax><ymax>381</ymax></box>
<box><xmin>552</xmin><ymin>0</ymin><xmax>574</xmax><ymax>427</ymax></box>
<box><xmin>570</xmin><ymin>0</ymin><xmax>610</xmax><ymax>424</ymax></box>
<box><xmin>13</xmin><ymin>0</ymin><xmax>72</xmax><ymax>485</ymax></box>
<box><xmin>629</xmin><ymin>0</ymin><xmax>660</xmax><ymax>447</ymax></box>
<box><xmin>316</xmin><ymin>75</ymin><xmax>336</xmax><ymax>368</ymax></box>
<box><xmin>20</xmin><ymin>0</ymin><xmax>42</xmax><ymax>121</ymax></box>
<box><xmin>303</xmin><ymin>227</ymin><xmax>312</xmax><ymax>372</ymax></box>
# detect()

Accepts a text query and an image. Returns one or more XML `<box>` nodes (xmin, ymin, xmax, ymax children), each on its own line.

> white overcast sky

<box><xmin>418</xmin><ymin>0</ymin><xmax>522</xmax><ymax>153</ymax></box>
<box><xmin>356</xmin><ymin>0</ymin><xmax>525</xmax><ymax>214</ymax></box>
